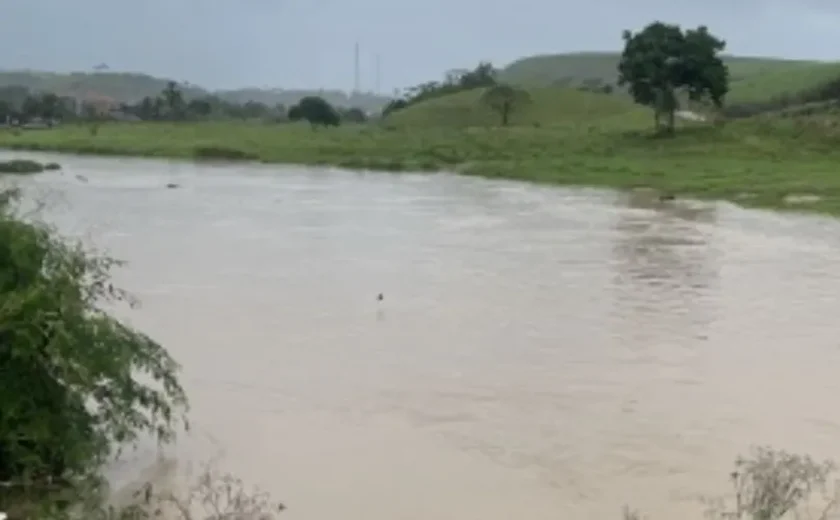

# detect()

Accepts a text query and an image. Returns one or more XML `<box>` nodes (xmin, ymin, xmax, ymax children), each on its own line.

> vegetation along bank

<box><xmin>3</xmin><ymin>21</ymin><xmax>840</xmax><ymax>219</ymax></box>
<box><xmin>4</xmin><ymin>19</ymin><xmax>840</xmax><ymax>519</ymax></box>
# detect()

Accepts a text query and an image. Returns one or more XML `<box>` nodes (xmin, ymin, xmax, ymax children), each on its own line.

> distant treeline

<box><xmin>382</xmin><ymin>62</ymin><xmax>616</xmax><ymax>117</ymax></box>
<box><xmin>0</xmin><ymin>82</ymin><xmax>372</xmax><ymax>126</ymax></box>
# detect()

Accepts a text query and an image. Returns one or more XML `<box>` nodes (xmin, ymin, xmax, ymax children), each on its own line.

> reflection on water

<box><xmin>611</xmin><ymin>191</ymin><xmax>719</xmax><ymax>346</ymax></box>
<box><xmin>6</xmin><ymin>152</ymin><xmax>840</xmax><ymax>520</ymax></box>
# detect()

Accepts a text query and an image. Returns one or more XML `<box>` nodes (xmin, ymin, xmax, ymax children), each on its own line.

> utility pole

<box><xmin>353</xmin><ymin>42</ymin><xmax>360</xmax><ymax>94</ymax></box>
<box><xmin>375</xmin><ymin>54</ymin><xmax>381</xmax><ymax>95</ymax></box>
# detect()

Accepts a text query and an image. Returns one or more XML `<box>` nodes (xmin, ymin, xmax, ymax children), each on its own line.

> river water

<box><xmin>5</xmin><ymin>151</ymin><xmax>840</xmax><ymax>520</ymax></box>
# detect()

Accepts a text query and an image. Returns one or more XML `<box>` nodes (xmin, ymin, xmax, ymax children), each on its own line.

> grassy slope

<box><xmin>0</xmin><ymin>70</ymin><xmax>391</xmax><ymax>110</ymax></box>
<box><xmin>500</xmin><ymin>52</ymin><xmax>840</xmax><ymax>103</ymax></box>
<box><xmin>3</xmin><ymin>110</ymin><xmax>840</xmax><ymax>214</ymax></box>
<box><xmin>501</xmin><ymin>52</ymin><xmax>823</xmax><ymax>86</ymax></box>
<box><xmin>384</xmin><ymin>86</ymin><xmax>650</xmax><ymax>128</ymax></box>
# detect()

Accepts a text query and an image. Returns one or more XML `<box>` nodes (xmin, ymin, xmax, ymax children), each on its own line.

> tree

<box><xmin>0</xmin><ymin>188</ymin><xmax>188</xmax><ymax>515</ymax></box>
<box><xmin>0</xmin><ymin>100</ymin><xmax>12</xmax><ymax>123</ymax></box>
<box><xmin>0</xmin><ymin>85</ymin><xmax>29</xmax><ymax>119</ymax></box>
<box><xmin>187</xmin><ymin>98</ymin><xmax>213</xmax><ymax>118</ymax></box>
<box><xmin>480</xmin><ymin>84</ymin><xmax>531</xmax><ymax>126</ymax></box>
<box><xmin>617</xmin><ymin>21</ymin><xmax>729</xmax><ymax>133</ymax></box>
<box><xmin>459</xmin><ymin>62</ymin><xmax>498</xmax><ymax>89</ymax></box>
<box><xmin>287</xmin><ymin>96</ymin><xmax>340</xmax><ymax>127</ymax></box>
<box><xmin>38</xmin><ymin>93</ymin><xmax>62</xmax><ymax>123</ymax></box>
<box><xmin>382</xmin><ymin>61</ymin><xmax>499</xmax><ymax>118</ymax></box>
<box><xmin>20</xmin><ymin>95</ymin><xmax>44</xmax><ymax>124</ymax></box>
<box><xmin>161</xmin><ymin>81</ymin><xmax>186</xmax><ymax>120</ymax></box>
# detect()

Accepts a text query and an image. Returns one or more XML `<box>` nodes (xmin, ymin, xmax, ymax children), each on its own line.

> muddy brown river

<box><xmin>6</xmin><ymin>151</ymin><xmax>840</xmax><ymax>520</ymax></box>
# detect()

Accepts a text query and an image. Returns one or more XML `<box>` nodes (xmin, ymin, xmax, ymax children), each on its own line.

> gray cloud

<box><xmin>2</xmin><ymin>0</ymin><xmax>838</xmax><ymax>91</ymax></box>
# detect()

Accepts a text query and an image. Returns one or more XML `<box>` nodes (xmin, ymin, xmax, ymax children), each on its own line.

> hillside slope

<box><xmin>500</xmin><ymin>52</ymin><xmax>824</xmax><ymax>88</ymax></box>
<box><xmin>0</xmin><ymin>70</ymin><xmax>391</xmax><ymax>110</ymax></box>
<box><xmin>384</xmin><ymin>86</ymin><xmax>649</xmax><ymax>128</ymax></box>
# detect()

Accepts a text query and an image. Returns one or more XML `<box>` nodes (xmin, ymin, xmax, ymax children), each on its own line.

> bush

<box><xmin>706</xmin><ymin>447</ymin><xmax>838</xmax><ymax>520</ymax></box>
<box><xmin>0</xmin><ymin>187</ymin><xmax>189</xmax><ymax>517</ymax></box>
<box><xmin>0</xmin><ymin>159</ymin><xmax>50</xmax><ymax>174</ymax></box>
<box><xmin>627</xmin><ymin>447</ymin><xmax>840</xmax><ymax>520</ymax></box>
<box><xmin>111</xmin><ymin>461</ymin><xmax>286</xmax><ymax>519</ymax></box>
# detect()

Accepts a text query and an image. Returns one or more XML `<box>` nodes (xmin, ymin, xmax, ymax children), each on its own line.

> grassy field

<box><xmin>4</xmin><ymin>109</ymin><xmax>840</xmax><ymax>215</ymax></box>
<box><xmin>385</xmin><ymin>86</ymin><xmax>649</xmax><ymax>127</ymax></box>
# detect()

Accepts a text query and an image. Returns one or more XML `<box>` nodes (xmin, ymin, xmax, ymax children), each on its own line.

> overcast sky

<box><xmin>3</xmin><ymin>0</ymin><xmax>838</xmax><ymax>92</ymax></box>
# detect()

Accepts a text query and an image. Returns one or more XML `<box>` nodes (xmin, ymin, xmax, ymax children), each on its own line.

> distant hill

<box><xmin>0</xmin><ymin>70</ymin><xmax>392</xmax><ymax>111</ymax></box>
<box><xmin>499</xmin><ymin>52</ymin><xmax>827</xmax><ymax>87</ymax></box>
<box><xmin>499</xmin><ymin>52</ymin><xmax>840</xmax><ymax>109</ymax></box>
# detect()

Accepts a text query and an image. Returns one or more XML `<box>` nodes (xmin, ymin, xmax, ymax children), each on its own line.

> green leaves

<box><xmin>480</xmin><ymin>84</ymin><xmax>532</xmax><ymax>126</ymax></box>
<box><xmin>0</xmin><ymin>188</ymin><xmax>188</xmax><ymax>508</ymax></box>
<box><xmin>288</xmin><ymin>96</ymin><xmax>341</xmax><ymax>127</ymax></box>
<box><xmin>618</xmin><ymin>21</ymin><xmax>730</xmax><ymax>131</ymax></box>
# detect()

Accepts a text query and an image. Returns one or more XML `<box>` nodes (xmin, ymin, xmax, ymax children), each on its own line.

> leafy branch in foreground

<box><xmin>0</xmin><ymin>187</ymin><xmax>189</xmax><ymax>516</ymax></box>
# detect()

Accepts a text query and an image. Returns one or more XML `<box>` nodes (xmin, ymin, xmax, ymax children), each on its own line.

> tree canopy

<box><xmin>617</xmin><ymin>21</ymin><xmax>729</xmax><ymax>133</ymax></box>
<box><xmin>382</xmin><ymin>61</ymin><xmax>499</xmax><ymax>117</ymax></box>
<box><xmin>480</xmin><ymin>84</ymin><xmax>532</xmax><ymax>126</ymax></box>
<box><xmin>288</xmin><ymin>96</ymin><xmax>341</xmax><ymax>127</ymax></box>
<box><xmin>0</xmin><ymin>187</ymin><xmax>188</xmax><ymax>516</ymax></box>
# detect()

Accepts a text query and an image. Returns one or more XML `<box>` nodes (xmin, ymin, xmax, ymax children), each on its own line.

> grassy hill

<box><xmin>725</xmin><ymin>62</ymin><xmax>840</xmax><ymax>103</ymax></box>
<box><xmin>0</xmin><ymin>70</ymin><xmax>391</xmax><ymax>111</ymax></box>
<box><xmin>385</xmin><ymin>86</ymin><xmax>650</xmax><ymax>128</ymax></box>
<box><xmin>498</xmin><ymin>52</ymin><xmax>840</xmax><ymax>116</ymax></box>
<box><xmin>500</xmin><ymin>52</ymin><xmax>825</xmax><ymax>88</ymax></box>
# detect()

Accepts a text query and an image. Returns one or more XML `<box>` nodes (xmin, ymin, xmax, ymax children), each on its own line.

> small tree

<box><xmin>617</xmin><ymin>21</ymin><xmax>729</xmax><ymax>133</ymax></box>
<box><xmin>480</xmin><ymin>84</ymin><xmax>531</xmax><ymax>126</ymax></box>
<box><xmin>161</xmin><ymin>81</ymin><xmax>186</xmax><ymax>120</ymax></box>
<box><xmin>287</xmin><ymin>96</ymin><xmax>340</xmax><ymax>127</ymax></box>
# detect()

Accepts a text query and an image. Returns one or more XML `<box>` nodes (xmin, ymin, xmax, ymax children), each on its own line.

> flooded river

<box><xmin>6</xmin><ymin>151</ymin><xmax>840</xmax><ymax>520</ymax></box>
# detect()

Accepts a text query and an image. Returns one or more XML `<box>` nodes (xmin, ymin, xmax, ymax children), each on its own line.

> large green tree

<box><xmin>0</xmin><ymin>188</ymin><xmax>188</xmax><ymax>516</ymax></box>
<box><xmin>617</xmin><ymin>21</ymin><xmax>729</xmax><ymax>133</ymax></box>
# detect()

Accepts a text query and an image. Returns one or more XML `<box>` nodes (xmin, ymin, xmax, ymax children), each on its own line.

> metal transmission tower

<box><xmin>375</xmin><ymin>54</ymin><xmax>381</xmax><ymax>94</ymax></box>
<box><xmin>353</xmin><ymin>42</ymin><xmax>360</xmax><ymax>94</ymax></box>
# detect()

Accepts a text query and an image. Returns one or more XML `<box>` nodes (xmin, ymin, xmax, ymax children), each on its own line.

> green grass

<box><xmin>501</xmin><ymin>52</ymin><xmax>825</xmax><ymax>87</ymax></box>
<box><xmin>4</xmin><ymin>116</ymin><xmax>840</xmax><ymax>215</ymax></box>
<box><xmin>385</xmin><ymin>86</ymin><xmax>649</xmax><ymax>128</ymax></box>
<box><xmin>726</xmin><ymin>62</ymin><xmax>840</xmax><ymax>103</ymax></box>
<box><xmin>500</xmin><ymin>52</ymin><xmax>840</xmax><ymax>105</ymax></box>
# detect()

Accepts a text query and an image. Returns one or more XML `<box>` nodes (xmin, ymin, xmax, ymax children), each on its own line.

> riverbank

<box><xmin>2</xmin><ymin>119</ymin><xmax>840</xmax><ymax>214</ymax></box>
